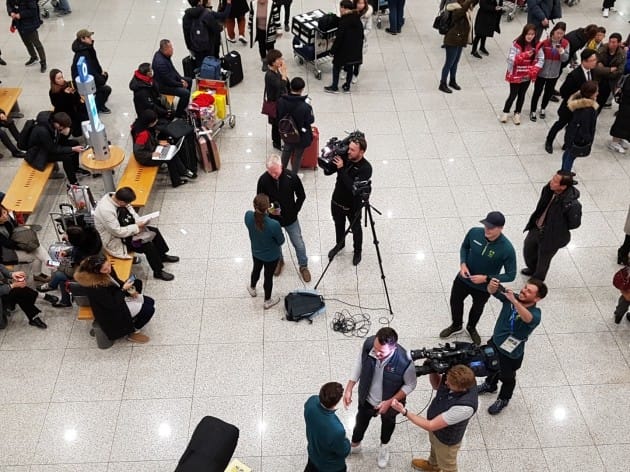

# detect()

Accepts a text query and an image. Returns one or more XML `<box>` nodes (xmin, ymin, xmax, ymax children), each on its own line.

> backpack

<box><xmin>317</xmin><ymin>13</ymin><xmax>339</xmax><ymax>32</ymax></box>
<box><xmin>284</xmin><ymin>290</ymin><xmax>326</xmax><ymax>323</ymax></box>
<box><xmin>190</xmin><ymin>15</ymin><xmax>212</xmax><ymax>52</ymax></box>
<box><xmin>199</xmin><ymin>56</ymin><xmax>221</xmax><ymax>80</ymax></box>
<box><xmin>278</xmin><ymin>113</ymin><xmax>301</xmax><ymax>144</ymax></box>
<box><xmin>613</xmin><ymin>74</ymin><xmax>628</xmax><ymax>104</ymax></box>
<box><xmin>432</xmin><ymin>9</ymin><xmax>452</xmax><ymax>35</ymax></box>
<box><xmin>613</xmin><ymin>266</ymin><xmax>630</xmax><ymax>291</ymax></box>
<box><xmin>17</xmin><ymin>119</ymin><xmax>36</xmax><ymax>151</ymax></box>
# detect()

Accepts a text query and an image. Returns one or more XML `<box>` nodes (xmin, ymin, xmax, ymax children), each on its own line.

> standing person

<box><xmin>7</xmin><ymin>0</ymin><xmax>46</xmax><ymax>73</ymax></box>
<box><xmin>526</xmin><ymin>0</ymin><xmax>561</xmax><ymax>42</ymax></box>
<box><xmin>277</xmin><ymin>0</ymin><xmax>292</xmax><ymax>32</ymax></box>
<box><xmin>263</xmin><ymin>49</ymin><xmax>289</xmax><ymax>150</ymax></box>
<box><xmin>545</xmin><ymin>48</ymin><xmax>598</xmax><ymax>154</ymax></box>
<box><xmin>470</xmin><ymin>0</ymin><xmax>502</xmax><ymax>59</ymax></box>
<box><xmin>609</xmin><ymin>71</ymin><xmax>630</xmax><ymax>153</ymax></box>
<box><xmin>385</xmin><ymin>0</ymin><xmax>404</xmax><ymax>35</ymax></box>
<box><xmin>252</xmin><ymin>0</ymin><xmax>281</xmax><ymax>71</ymax></box>
<box><xmin>438</xmin><ymin>0</ymin><xmax>478</xmax><ymax>94</ymax></box>
<box><xmin>522</xmin><ymin>171</ymin><xmax>582</xmax><ymax>281</ymax></box>
<box><xmin>276</xmin><ymin>77</ymin><xmax>315</xmax><ymax>171</ymax></box>
<box><xmin>390</xmin><ymin>365</ymin><xmax>478</xmax><ymax>472</ymax></box>
<box><xmin>563</xmin><ymin>24</ymin><xmax>598</xmax><ymax>71</ymax></box>
<box><xmin>327</xmin><ymin>135</ymin><xmax>372</xmax><ymax>266</ymax></box>
<box><xmin>257</xmin><ymin>154</ymin><xmax>310</xmax><ymax>281</ymax></box>
<box><xmin>602</xmin><ymin>0</ymin><xmax>615</xmax><ymax>17</ymax></box>
<box><xmin>594</xmin><ymin>33</ymin><xmax>626</xmax><ymax>113</ymax></box>
<box><xmin>586</xmin><ymin>26</ymin><xmax>606</xmax><ymax>51</ymax></box>
<box><xmin>477</xmin><ymin>278</ymin><xmax>547</xmax><ymax>415</ymax></box>
<box><xmin>529</xmin><ymin>22</ymin><xmax>569</xmax><ymax>122</ymax></box>
<box><xmin>182</xmin><ymin>0</ymin><xmax>231</xmax><ymax>67</ymax></box>
<box><xmin>351</xmin><ymin>0</ymin><xmax>372</xmax><ymax>84</ymax></box>
<box><xmin>618</xmin><ymin>205</ymin><xmax>630</xmax><ymax>266</ymax></box>
<box><xmin>49</xmin><ymin>69</ymin><xmax>88</xmax><ymax>138</ymax></box>
<box><xmin>224</xmin><ymin>0</ymin><xmax>248</xmax><ymax>43</ymax></box>
<box><xmin>560</xmin><ymin>81</ymin><xmax>599</xmax><ymax>172</ymax></box>
<box><xmin>71</xmin><ymin>30</ymin><xmax>111</xmax><ymax>113</ymax></box>
<box><xmin>303</xmin><ymin>382</ymin><xmax>351</xmax><ymax>472</ymax></box>
<box><xmin>324</xmin><ymin>0</ymin><xmax>364</xmax><ymax>94</ymax></box>
<box><xmin>152</xmin><ymin>39</ymin><xmax>192</xmax><ymax>119</ymax></box>
<box><xmin>614</xmin><ymin>279</ymin><xmax>630</xmax><ymax>325</ymax></box>
<box><xmin>343</xmin><ymin>327</ymin><xmax>417</xmax><ymax>469</ymax></box>
<box><xmin>439</xmin><ymin>212</ymin><xmax>517</xmax><ymax>346</ymax></box>
<box><xmin>0</xmin><ymin>108</ymin><xmax>27</xmax><ymax>158</ymax></box>
<box><xmin>244</xmin><ymin>193</ymin><xmax>285</xmax><ymax>309</ymax></box>
<box><xmin>499</xmin><ymin>23</ymin><xmax>543</xmax><ymax>125</ymax></box>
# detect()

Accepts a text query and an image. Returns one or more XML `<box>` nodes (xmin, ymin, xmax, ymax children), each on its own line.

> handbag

<box><xmin>570</xmin><ymin>142</ymin><xmax>592</xmax><ymax>158</ymax></box>
<box><xmin>10</xmin><ymin>226</ymin><xmax>40</xmax><ymax>252</ymax></box>
<box><xmin>1</xmin><ymin>246</ymin><xmax>18</xmax><ymax>265</ymax></box>
<box><xmin>261</xmin><ymin>84</ymin><xmax>277</xmax><ymax>119</ymax></box>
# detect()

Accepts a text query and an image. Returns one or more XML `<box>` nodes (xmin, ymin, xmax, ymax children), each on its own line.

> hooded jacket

<box><xmin>182</xmin><ymin>5</ymin><xmax>226</xmax><ymax>58</ymax></box>
<box><xmin>93</xmin><ymin>193</ymin><xmax>141</xmax><ymax>259</ymax></box>
<box><xmin>276</xmin><ymin>93</ymin><xmax>314</xmax><ymax>148</ymax></box>
<box><xmin>526</xmin><ymin>0</ymin><xmax>562</xmax><ymax>26</ymax></box>
<box><xmin>71</xmin><ymin>38</ymin><xmax>107</xmax><ymax>87</ymax></box>
<box><xmin>6</xmin><ymin>0</ymin><xmax>42</xmax><ymax>34</ymax></box>
<box><xmin>444</xmin><ymin>0</ymin><xmax>476</xmax><ymax>48</ymax></box>
<box><xmin>129</xmin><ymin>70</ymin><xmax>170</xmax><ymax>119</ymax></box>
<box><xmin>330</xmin><ymin>11</ymin><xmax>364</xmax><ymax>66</ymax></box>
<box><xmin>564</xmin><ymin>92</ymin><xmax>598</xmax><ymax>151</ymax></box>
<box><xmin>25</xmin><ymin>110</ymin><xmax>74</xmax><ymax>171</ymax></box>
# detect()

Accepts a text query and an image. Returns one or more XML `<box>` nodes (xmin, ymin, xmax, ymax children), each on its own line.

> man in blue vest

<box><xmin>391</xmin><ymin>365</ymin><xmax>478</xmax><ymax>472</ymax></box>
<box><xmin>343</xmin><ymin>327</ymin><xmax>417</xmax><ymax>469</ymax></box>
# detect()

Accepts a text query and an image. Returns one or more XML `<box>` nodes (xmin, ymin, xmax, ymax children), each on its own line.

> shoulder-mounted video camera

<box><xmin>318</xmin><ymin>130</ymin><xmax>365</xmax><ymax>175</ymax></box>
<box><xmin>411</xmin><ymin>342</ymin><xmax>499</xmax><ymax>377</ymax></box>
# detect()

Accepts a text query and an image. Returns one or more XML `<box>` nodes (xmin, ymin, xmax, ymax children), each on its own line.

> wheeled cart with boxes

<box><xmin>368</xmin><ymin>0</ymin><xmax>389</xmax><ymax>29</ymax></box>
<box><xmin>291</xmin><ymin>9</ymin><xmax>337</xmax><ymax>80</ymax></box>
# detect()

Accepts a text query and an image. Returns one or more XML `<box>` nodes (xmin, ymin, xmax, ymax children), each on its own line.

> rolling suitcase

<box><xmin>221</xmin><ymin>51</ymin><xmax>243</xmax><ymax>87</ymax></box>
<box><xmin>175</xmin><ymin>416</ymin><xmax>239</xmax><ymax>472</ymax></box>
<box><xmin>182</xmin><ymin>55</ymin><xmax>196</xmax><ymax>78</ymax></box>
<box><xmin>294</xmin><ymin>126</ymin><xmax>319</xmax><ymax>169</ymax></box>
<box><xmin>195</xmin><ymin>128</ymin><xmax>221</xmax><ymax>172</ymax></box>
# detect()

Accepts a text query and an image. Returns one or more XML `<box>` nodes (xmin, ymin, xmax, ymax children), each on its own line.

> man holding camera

<box><xmin>343</xmin><ymin>327</ymin><xmax>416</xmax><ymax>469</ymax></box>
<box><xmin>327</xmin><ymin>135</ymin><xmax>372</xmax><ymax>266</ymax></box>
<box><xmin>477</xmin><ymin>277</ymin><xmax>548</xmax><ymax>415</ymax></box>
<box><xmin>391</xmin><ymin>365</ymin><xmax>477</xmax><ymax>472</ymax></box>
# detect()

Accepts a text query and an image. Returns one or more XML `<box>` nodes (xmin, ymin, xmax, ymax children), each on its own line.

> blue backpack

<box><xmin>199</xmin><ymin>56</ymin><xmax>221</xmax><ymax>80</ymax></box>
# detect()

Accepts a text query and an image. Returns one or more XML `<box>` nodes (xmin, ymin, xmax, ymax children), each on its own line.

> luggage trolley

<box><xmin>369</xmin><ymin>0</ymin><xmax>389</xmax><ymax>29</ymax></box>
<box><xmin>194</xmin><ymin>76</ymin><xmax>236</xmax><ymax>136</ymax></box>
<box><xmin>503</xmin><ymin>0</ymin><xmax>527</xmax><ymax>22</ymax></box>
<box><xmin>38</xmin><ymin>0</ymin><xmax>59</xmax><ymax>18</ymax></box>
<box><xmin>292</xmin><ymin>9</ymin><xmax>337</xmax><ymax>80</ymax></box>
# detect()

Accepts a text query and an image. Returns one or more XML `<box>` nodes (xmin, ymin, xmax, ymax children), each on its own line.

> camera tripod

<box><xmin>314</xmin><ymin>198</ymin><xmax>393</xmax><ymax>315</ymax></box>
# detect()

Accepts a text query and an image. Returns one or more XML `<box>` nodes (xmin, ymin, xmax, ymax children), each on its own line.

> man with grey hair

<box><xmin>151</xmin><ymin>39</ymin><xmax>192</xmax><ymax>117</ymax></box>
<box><xmin>256</xmin><ymin>154</ymin><xmax>311</xmax><ymax>281</ymax></box>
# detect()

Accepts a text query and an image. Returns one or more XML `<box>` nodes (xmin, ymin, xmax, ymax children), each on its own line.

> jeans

<box><xmin>55</xmin><ymin>0</ymin><xmax>72</xmax><ymax>12</ymax></box>
<box><xmin>561</xmin><ymin>148</ymin><xmax>576</xmax><ymax>172</ymax></box>
<box><xmin>351</xmin><ymin>400</ymin><xmax>397</xmax><ymax>445</ymax></box>
<box><xmin>281</xmin><ymin>143</ymin><xmax>305</xmax><ymax>171</ymax></box>
<box><xmin>125</xmin><ymin>226</ymin><xmax>170</xmax><ymax>274</ymax></box>
<box><xmin>530</xmin><ymin>76</ymin><xmax>559</xmax><ymax>112</ymax></box>
<box><xmin>388</xmin><ymin>0</ymin><xmax>405</xmax><ymax>33</ymax></box>
<box><xmin>159</xmin><ymin>79</ymin><xmax>192</xmax><ymax>117</ymax></box>
<box><xmin>18</xmin><ymin>30</ymin><xmax>46</xmax><ymax>65</ymax></box>
<box><xmin>331</xmin><ymin>201</ymin><xmax>362</xmax><ymax>253</ymax></box>
<box><xmin>49</xmin><ymin>271</ymin><xmax>71</xmax><ymax>305</ymax></box>
<box><xmin>251</xmin><ymin>256</ymin><xmax>279</xmax><ymax>300</ymax></box>
<box><xmin>283</xmin><ymin>220</ymin><xmax>308</xmax><ymax>267</ymax></box>
<box><xmin>449</xmin><ymin>276</ymin><xmax>491</xmax><ymax>330</ymax></box>
<box><xmin>503</xmin><ymin>81</ymin><xmax>530</xmax><ymax>114</ymax></box>
<box><xmin>523</xmin><ymin>227</ymin><xmax>559</xmax><ymax>281</ymax></box>
<box><xmin>441</xmin><ymin>46</ymin><xmax>462</xmax><ymax>84</ymax></box>
<box><xmin>485</xmin><ymin>339</ymin><xmax>524</xmax><ymax>400</ymax></box>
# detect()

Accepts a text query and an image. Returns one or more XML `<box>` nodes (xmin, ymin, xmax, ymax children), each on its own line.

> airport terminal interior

<box><xmin>0</xmin><ymin>0</ymin><xmax>629</xmax><ymax>470</ymax></box>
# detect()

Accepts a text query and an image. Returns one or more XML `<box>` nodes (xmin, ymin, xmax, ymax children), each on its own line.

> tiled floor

<box><xmin>0</xmin><ymin>0</ymin><xmax>629</xmax><ymax>470</ymax></box>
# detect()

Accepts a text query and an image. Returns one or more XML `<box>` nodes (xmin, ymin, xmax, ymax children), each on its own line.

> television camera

<box><xmin>410</xmin><ymin>342</ymin><xmax>499</xmax><ymax>377</ymax></box>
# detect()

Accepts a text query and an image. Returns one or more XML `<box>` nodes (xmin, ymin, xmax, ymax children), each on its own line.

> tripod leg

<box><xmin>365</xmin><ymin>205</ymin><xmax>394</xmax><ymax>315</ymax></box>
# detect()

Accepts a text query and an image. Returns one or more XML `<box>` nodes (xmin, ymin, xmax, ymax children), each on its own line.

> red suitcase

<box><xmin>195</xmin><ymin>128</ymin><xmax>221</xmax><ymax>172</ymax></box>
<box><xmin>293</xmin><ymin>126</ymin><xmax>319</xmax><ymax>169</ymax></box>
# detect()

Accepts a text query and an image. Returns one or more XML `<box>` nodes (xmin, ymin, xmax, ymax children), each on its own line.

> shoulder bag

<box><xmin>10</xmin><ymin>226</ymin><xmax>40</xmax><ymax>252</ymax></box>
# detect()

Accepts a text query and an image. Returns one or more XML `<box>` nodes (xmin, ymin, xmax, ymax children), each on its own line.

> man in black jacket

<box><xmin>522</xmin><ymin>170</ymin><xmax>582</xmax><ymax>281</ymax></box>
<box><xmin>152</xmin><ymin>39</ymin><xmax>192</xmax><ymax>118</ymax></box>
<box><xmin>182</xmin><ymin>0</ymin><xmax>231</xmax><ymax>68</ymax></box>
<box><xmin>526</xmin><ymin>0</ymin><xmax>562</xmax><ymax>42</ymax></box>
<box><xmin>7</xmin><ymin>0</ymin><xmax>46</xmax><ymax>72</ymax></box>
<box><xmin>129</xmin><ymin>63</ymin><xmax>171</xmax><ymax>121</ymax></box>
<box><xmin>277</xmin><ymin>77</ymin><xmax>315</xmax><ymax>171</ymax></box>
<box><xmin>256</xmin><ymin>154</ymin><xmax>310</xmax><ymax>281</ymax></box>
<box><xmin>71</xmin><ymin>29</ymin><xmax>112</xmax><ymax>113</ymax></box>
<box><xmin>545</xmin><ymin>48</ymin><xmax>598</xmax><ymax>153</ymax></box>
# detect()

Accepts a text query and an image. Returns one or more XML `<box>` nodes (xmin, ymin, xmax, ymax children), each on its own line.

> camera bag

<box><xmin>284</xmin><ymin>289</ymin><xmax>326</xmax><ymax>322</ymax></box>
<box><xmin>175</xmin><ymin>416</ymin><xmax>239</xmax><ymax>472</ymax></box>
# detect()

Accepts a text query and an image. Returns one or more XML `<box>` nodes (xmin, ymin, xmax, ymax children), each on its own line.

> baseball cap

<box><xmin>480</xmin><ymin>211</ymin><xmax>505</xmax><ymax>228</ymax></box>
<box><xmin>76</xmin><ymin>29</ymin><xmax>94</xmax><ymax>39</ymax></box>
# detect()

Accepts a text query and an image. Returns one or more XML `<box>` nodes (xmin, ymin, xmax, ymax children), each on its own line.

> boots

<box><xmin>438</xmin><ymin>82</ymin><xmax>452</xmax><ymax>94</ymax></box>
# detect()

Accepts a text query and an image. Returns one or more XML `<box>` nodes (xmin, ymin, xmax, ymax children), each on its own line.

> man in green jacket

<box><xmin>440</xmin><ymin>211</ymin><xmax>517</xmax><ymax>345</ymax></box>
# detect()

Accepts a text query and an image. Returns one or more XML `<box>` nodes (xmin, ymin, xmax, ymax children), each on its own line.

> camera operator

<box><xmin>343</xmin><ymin>327</ymin><xmax>416</xmax><ymax>469</ymax></box>
<box><xmin>390</xmin><ymin>365</ymin><xmax>477</xmax><ymax>472</ymax></box>
<box><xmin>477</xmin><ymin>277</ymin><xmax>548</xmax><ymax>415</ymax></box>
<box><xmin>327</xmin><ymin>135</ymin><xmax>372</xmax><ymax>266</ymax></box>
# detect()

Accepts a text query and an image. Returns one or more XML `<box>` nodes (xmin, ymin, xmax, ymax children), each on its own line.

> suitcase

<box><xmin>293</xmin><ymin>126</ymin><xmax>319</xmax><ymax>169</ymax></box>
<box><xmin>178</xmin><ymin>134</ymin><xmax>199</xmax><ymax>174</ymax></box>
<box><xmin>195</xmin><ymin>128</ymin><xmax>221</xmax><ymax>172</ymax></box>
<box><xmin>175</xmin><ymin>416</ymin><xmax>239</xmax><ymax>472</ymax></box>
<box><xmin>182</xmin><ymin>55</ymin><xmax>196</xmax><ymax>78</ymax></box>
<box><xmin>221</xmin><ymin>51</ymin><xmax>243</xmax><ymax>87</ymax></box>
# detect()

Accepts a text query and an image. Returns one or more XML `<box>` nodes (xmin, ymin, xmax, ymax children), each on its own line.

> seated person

<box><xmin>152</xmin><ymin>39</ymin><xmax>192</xmax><ymax>118</ymax></box>
<box><xmin>0</xmin><ymin>266</ymin><xmax>60</xmax><ymax>330</ymax></box>
<box><xmin>49</xmin><ymin>69</ymin><xmax>88</xmax><ymax>137</ymax></box>
<box><xmin>73</xmin><ymin>255</ymin><xmax>155</xmax><ymax>343</ymax></box>
<box><xmin>129</xmin><ymin>62</ymin><xmax>173</xmax><ymax>122</ymax></box>
<box><xmin>25</xmin><ymin>111</ymin><xmax>91</xmax><ymax>184</ymax></box>
<box><xmin>37</xmin><ymin>225</ymin><xmax>103</xmax><ymax>307</ymax></box>
<box><xmin>131</xmin><ymin>109</ymin><xmax>194</xmax><ymax>188</ymax></box>
<box><xmin>71</xmin><ymin>29</ymin><xmax>112</xmax><ymax>113</ymax></box>
<box><xmin>0</xmin><ymin>108</ymin><xmax>27</xmax><ymax>158</ymax></box>
<box><xmin>93</xmin><ymin>187</ymin><xmax>179</xmax><ymax>281</ymax></box>
<box><xmin>0</xmin><ymin>205</ymin><xmax>51</xmax><ymax>283</ymax></box>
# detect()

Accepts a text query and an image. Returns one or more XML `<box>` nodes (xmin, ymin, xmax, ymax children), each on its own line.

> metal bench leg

<box><xmin>8</xmin><ymin>100</ymin><xmax>24</xmax><ymax>119</ymax></box>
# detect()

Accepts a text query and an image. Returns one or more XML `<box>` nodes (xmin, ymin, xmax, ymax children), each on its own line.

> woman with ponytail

<box><xmin>244</xmin><ymin>193</ymin><xmax>285</xmax><ymax>309</ymax></box>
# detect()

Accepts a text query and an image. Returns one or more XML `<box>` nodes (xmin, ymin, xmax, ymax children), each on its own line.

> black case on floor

<box><xmin>175</xmin><ymin>416</ymin><xmax>239</xmax><ymax>472</ymax></box>
<box><xmin>182</xmin><ymin>55</ymin><xmax>196</xmax><ymax>78</ymax></box>
<box><xmin>221</xmin><ymin>51</ymin><xmax>243</xmax><ymax>87</ymax></box>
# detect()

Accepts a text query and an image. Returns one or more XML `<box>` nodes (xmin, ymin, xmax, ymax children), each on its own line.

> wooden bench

<box><xmin>1</xmin><ymin>162</ymin><xmax>54</xmax><ymax>214</ymax></box>
<box><xmin>77</xmin><ymin>254</ymin><xmax>134</xmax><ymax>321</ymax></box>
<box><xmin>0</xmin><ymin>87</ymin><xmax>24</xmax><ymax>118</ymax></box>
<box><xmin>116</xmin><ymin>155</ymin><xmax>159</xmax><ymax>208</ymax></box>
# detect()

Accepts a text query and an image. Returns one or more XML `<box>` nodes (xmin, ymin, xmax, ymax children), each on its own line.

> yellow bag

<box><xmin>214</xmin><ymin>94</ymin><xmax>226</xmax><ymax>120</ymax></box>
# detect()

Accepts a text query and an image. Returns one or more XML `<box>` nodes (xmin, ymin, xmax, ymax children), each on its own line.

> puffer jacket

<box><xmin>505</xmin><ymin>40</ymin><xmax>544</xmax><ymax>83</ymax></box>
<box><xmin>564</xmin><ymin>92</ymin><xmax>598</xmax><ymax>150</ymax></box>
<box><xmin>444</xmin><ymin>0</ymin><xmax>477</xmax><ymax>48</ymax></box>
<box><xmin>129</xmin><ymin>70</ymin><xmax>169</xmax><ymax>119</ymax></box>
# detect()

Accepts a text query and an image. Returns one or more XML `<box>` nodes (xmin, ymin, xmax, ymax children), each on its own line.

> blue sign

<box><xmin>76</xmin><ymin>56</ymin><xmax>89</xmax><ymax>83</ymax></box>
<box><xmin>75</xmin><ymin>55</ymin><xmax>102</xmax><ymax>131</ymax></box>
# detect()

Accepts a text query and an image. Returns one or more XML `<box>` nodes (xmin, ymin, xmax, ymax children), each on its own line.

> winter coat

<box><xmin>276</xmin><ymin>93</ymin><xmax>315</xmax><ymax>148</ymax></box>
<box><xmin>505</xmin><ymin>40</ymin><xmax>544</xmax><ymax>83</ymax></box>
<box><xmin>330</xmin><ymin>12</ymin><xmax>364</xmax><ymax>67</ymax></box>
<box><xmin>610</xmin><ymin>75</ymin><xmax>630</xmax><ymax>140</ymax></box>
<box><xmin>25</xmin><ymin>110</ymin><xmax>74</xmax><ymax>171</ymax></box>
<box><xmin>152</xmin><ymin>50</ymin><xmax>184</xmax><ymax>89</ymax></box>
<box><xmin>49</xmin><ymin>83</ymin><xmax>88</xmax><ymax>137</ymax></box>
<box><xmin>624</xmin><ymin>205</ymin><xmax>630</xmax><ymax>235</ymax></box>
<box><xmin>359</xmin><ymin>4</ymin><xmax>373</xmax><ymax>54</ymax></box>
<box><xmin>251</xmin><ymin>0</ymin><xmax>281</xmax><ymax>45</ymax></box>
<box><xmin>129</xmin><ymin>70</ymin><xmax>170</xmax><ymax>119</ymax></box>
<box><xmin>444</xmin><ymin>0</ymin><xmax>475</xmax><ymax>48</ymax></box>
<box><xmin>565</xmin><ymin>28</ymin><xmax>589</xmax><ymax>61</ymax></box>
<box><xmin>73</xmin><ymin>267</ymin><xmax>136</xmax><ymax>341</ymax></box>
<box><xmin>474</xmin><ymin>0</ymin><xmax>501</xmax><ymax>38</ymax></box>
<box><xmin>182</xmin><ymin>5</ymin><xmax>226</xmax><ymax>58</ymax></box>
<box><xmin>131</xmin><ymin>129</ymin><xmax>160</xmax><ymax>167</ymax></box>
<box><xmin>526</xmin><ymin>0</ymin><xmax>562</xmax><ymax>27</ymax></box>
<box><xmin>594</xmin><ymin>43</ymin><xmax>627</xmax><ymax>83</ymax></box>
<box><xmin>536</xmin><ymin>37</ymin><xmax>570</xmax><ymax>79</ymax></box>
<box><xmin>264</xmin><ymin>69</ymin><xmax>288</xmax><ymax>102</ymax></box>
<box><xmin>94</xmin><ymin>193</ymin><xmax>141</xmax><ymax>259</ymax></box>
<box><xmin>71</xmin><ymin>39</ymin><xmax>107</xmax><ymax>88</ymax></box>
<box><xmin>6</xmin><ymin>0</ymin><xmax>42</xmax><ymax>34</ymax></box>
<box><xmin>564</xmin><ymin>92</ymin><xmax>598</xmax><ymax>153</ymax></box>
<box><xmin>524</xmin><ymin>183</ymin><xmax>582</xmax><ymax>252</ymax></box>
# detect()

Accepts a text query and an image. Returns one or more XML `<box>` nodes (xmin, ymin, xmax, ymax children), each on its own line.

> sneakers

<box><xmin>127</xmin><ymin>332</ymin><xmax>150</xmax><ymax>343</ymax></box>
<box><xmin>512</xmin><ymin>113</ymin><xmax>521</xmax><ymax>125</ymax></box>
<box><xmin>274</xmin><ymin>259</ymin><xmax>284</xmax><ymax>276</ymax></box>
<box><xmin>602</xmin><ymin>7</ymin><xmax>609</xmax><ymax>17</ymax></box>
<box><xmin>499</xmin><ymin>113</ymin><xmax>508</xmax><ymax>123</ymax></box>
<box><xmin>247</xmin><ymin>285</ymin><xmax>257</xmax><ymax>297</ymax></box>
<box><xmin>299</xmin><ymin>266</ymin><xmax>311</xmax><ymax>283</ymax></box>
<box><xmin>530</xmin><ymin>112</ymin><xmax>537</xmax><ymax>122</ymax></box>
<box><xmin>33</xmin><ymin>273</ymin><xmax>51</xmax><ymax>283</ymax></box>
<box><xmin>411</xmin><ymin>458</ymin><xmax>440</xmax><ymax>472</ymax></box>
<box><xmin>227</xmin><ymin>36</ymin><xmax>237</xmax><ymax>43</ymax></box>
<box><xmin>609</xmin><ymin>141</ymin><xmax>626</xmax><ymax>154</ymax></box>
<box><xmin>377</xmin><ymin>445</ymin><xmax>390</xmax><ymax>469</ymax></box>
<box><xmin>439</xmin><ymin>325</ymin><xmax>463</xmax><ymax>338</ymax></box>
<box><xmin>620</xmin><ymin>139</ymin><xmax>630</xmax><ymax>149</ymax></box>
<box><xmin>351</xmin><ymin>442</ymin><xmax>362</xmax><ymax>454</ymax></box>
<box><xmin>238</xmin><ymin>35</ymin><xmax>247</xmax><ymax>44</ymax></box>
<box><xmin>352</xmin><ymin>76</ymin><xmax>358</xmax><ymax>84</ymax></box>
<box><xmin>324</xmin><ymin>85</ymin><xmax>339</xmax><ymax>94</ymax></box>
<box><xmin>539</xmin><ymin>109</ymin><xmax>546</xmax><ymax>119</ymax></box>
<box><xmin>477</xmin><ymin>381</ymin><xmax>497</xmax><ymax>394</ymax></box>
<box><xmin>488</xmin><ymin>398</ymin><xmax>509</xmax><ymax>415</ymax></box>
<box><xmin>467</xmin><ymin>326</ymin><xmax>481</xmax><ymax>345</ymax></box>
<box><xmin>263</xmin><ymin>296</ymin><xmax>280</xmax><ymax>310</ymax></box>
<box><xmin>37</xmin><ymin>283</ymin><xmax>54</xmax><ymax>292</ymax></box>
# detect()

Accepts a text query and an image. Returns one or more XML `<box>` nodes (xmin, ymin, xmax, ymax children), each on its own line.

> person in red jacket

<box><xmin>500</xmin><ymin>23</ymin><xmax>544</xmax><ymax>125</ymax></box>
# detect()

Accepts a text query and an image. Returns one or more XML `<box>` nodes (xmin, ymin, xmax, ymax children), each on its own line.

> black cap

<box><xmin>480</xmin><ymin>211</ymin><xmax>505</xmax><ymax>228</ymax></box>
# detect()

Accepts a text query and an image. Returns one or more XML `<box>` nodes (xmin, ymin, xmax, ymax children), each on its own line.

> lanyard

<box><xmin>509</xmin><ymin>306</ymin><xmax>518</xmax><ymax>333</ymax></box>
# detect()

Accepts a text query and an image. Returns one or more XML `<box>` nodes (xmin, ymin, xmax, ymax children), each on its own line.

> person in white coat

<box><xmin>352</xmin><ymin>0</ymin><xmax>372</xmax><ymax>84</ymax></box>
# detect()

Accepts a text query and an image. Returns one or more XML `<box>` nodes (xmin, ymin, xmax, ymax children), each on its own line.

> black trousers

<box><xmin>530</xmin><ymin>76</ymin><xmax>559</xmax><ymax>112</ymax></box>
<box><xmin>615</xmin><ymin>295</ymin><xmax>630</xmax><ymax>320</ymax></box>
<box><xmin>251</xmin><ymin>256</ymin><xmax>278</xmax><ymax>300</ymax></box>
<box><xmin>159</xmin><ymin>79</ymin><xmax>191</xmax><ymax>117</ymax></box>
<box><xmin>449</xmin><ymin>276</ymin><xmax>491</xmax><ymax>330</ymax></box>
<box><xmin>546</xmin><ymin>109</ymin><xmax>571</xmax><ymax>144</ymax></box>
<box><xmin>18</xmin><ymin>30</ymin><xmax>46</xmax><ymax>64</ymax></box>
<box><xmin>304</xmin><ymin>458</ymin><xmax>346</xmax><ymax>472</ymax></box>
<box><xmin>0</xmin><ymin>119</ymin><xmax>20</xmax><ymax>154</ymax></box>
<box><xmin>471</xmin><ymin>35</ymin><xmax>487</xmax><ymax>53</ymax></box>
<box><xmin>619</xmin><ymin>234</ymin><xmax>630</xmax><ymax>261</ymax></box>
<box><xmin>351</xmin><ymin>400</ymin><xmax>396</xmax><ymax>445</ymax></box>
<box><xmin>95</xmin><ymin>85</ymin><xmax>112</xmax><ymax>111</ymax></box>
<box><xmin>523</xmin><ymin>227</ymin><xmax>559</xmax><ymax>281</ymax></box>
<box><xmin>281</xmin><ymin>1</ymin><xmax>292</xmax><ymax>25</ymax></box>
<box><xmin>125</xmin><ymin>226</ymin><xmax>170</xmax><ymax>274</ymax></box>
<box><xmin>602</xmin><ymin>0</ymin><xmax>615</xmax><ymax>8</ymax></box>
<box><xmin>2</xmin><ymin>287</ymin><xmax>41</xmax><ymax>321</ymax></box>
<box><xmin>270</xmin><ymin>117</ymin><xmax>281</xmax><ymax>149</ymax></box>
<box><xmin>485</xmin><ymin>339</ymin><xmax>524</xmax><ymax>401</ymax></box>
<box><xmin>256</xmin><ymin>28</ymin><xmax>275</xmax><ymax>60</ymax></box>
<box><xmin>503</xmin><ymin>82</ymin><xmax>531</xmax><ymax>114</ymax></box>
<box><xmin>331</xmin><ymin>201</ymin><xmax>362</xmax><ymax>253</ymax></box>
<box><xmin>48</xmin><ymin>143</ymin><xmax>80</xmax><ymax>184</ymax></box>
<box><xmin>596</xmin><ymin>79</ymin><xmax>612</xmax><ymax>113</ymax></box>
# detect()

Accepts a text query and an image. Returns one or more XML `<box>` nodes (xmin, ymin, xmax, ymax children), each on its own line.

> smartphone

<box><xmin>127</xmin><ymin>274</ymin><xmax>136</xmax><ymax>283</ymax></box>
<box><xmin>80</xmin><ymin>145</ymin><xmax>91</xmax><ymax>151</ymax></box>
<box><xmin>47</xmin><ymin>259</ymin><xmax>60</xmax><ymax>267</ymax></box>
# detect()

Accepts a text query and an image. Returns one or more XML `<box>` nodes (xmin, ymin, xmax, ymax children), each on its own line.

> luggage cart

<box><xmin>369</xmin><ymin>0</ymin><xmax>389</xmax><ymax>29</ymax></box>
<box><xmin>38</xmin><ymin>0</ymin><xmax>59</xmax><ymax>18</ymax></box>
<box><xmin>292</xmin><ymin>9</ymin><xmax>337</xmax><ymax>80</ymax></box>
<box><xmin>194</xmin><ymin>76</ymin><xmax>236</xmax><ymax>136</ymax></box>
<box><xmin>503</xmin><ymin>0</ymin><xmax>527</xmax><ymax>22</ymax></box>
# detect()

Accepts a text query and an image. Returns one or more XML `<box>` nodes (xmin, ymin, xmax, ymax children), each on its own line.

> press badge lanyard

<box><xmin>500</xmin><ymin>305</ymin><xmax>523</xmax><ymax>354</ymax></box>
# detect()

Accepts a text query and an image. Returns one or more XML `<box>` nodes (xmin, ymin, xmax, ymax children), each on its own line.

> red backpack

<box><xmin>613</xmin><ymin>266</ymin><xmax>630</xmax><ymax>291</ymax></box>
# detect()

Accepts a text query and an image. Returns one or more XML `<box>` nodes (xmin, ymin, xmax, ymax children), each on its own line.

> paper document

<box><xmin>225</xmin><ymin>459</ymin><xmax>251</xmax><ymax>472</ymax></box>
<box><xmin>137</xmin><ymin>211</ymin><xmax>160</xmax><ymax>223</ymax></box>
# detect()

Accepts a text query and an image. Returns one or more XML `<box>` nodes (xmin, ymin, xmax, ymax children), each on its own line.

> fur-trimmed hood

<box><xmin>567</xmin><ymin>92</ymin><xmax>599</xmax><ymax>112</ymax></box>
<box><xmin>74</xmin><ymin>269</ymin><xmax>116</xmax><ymax>288</ymax></box>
